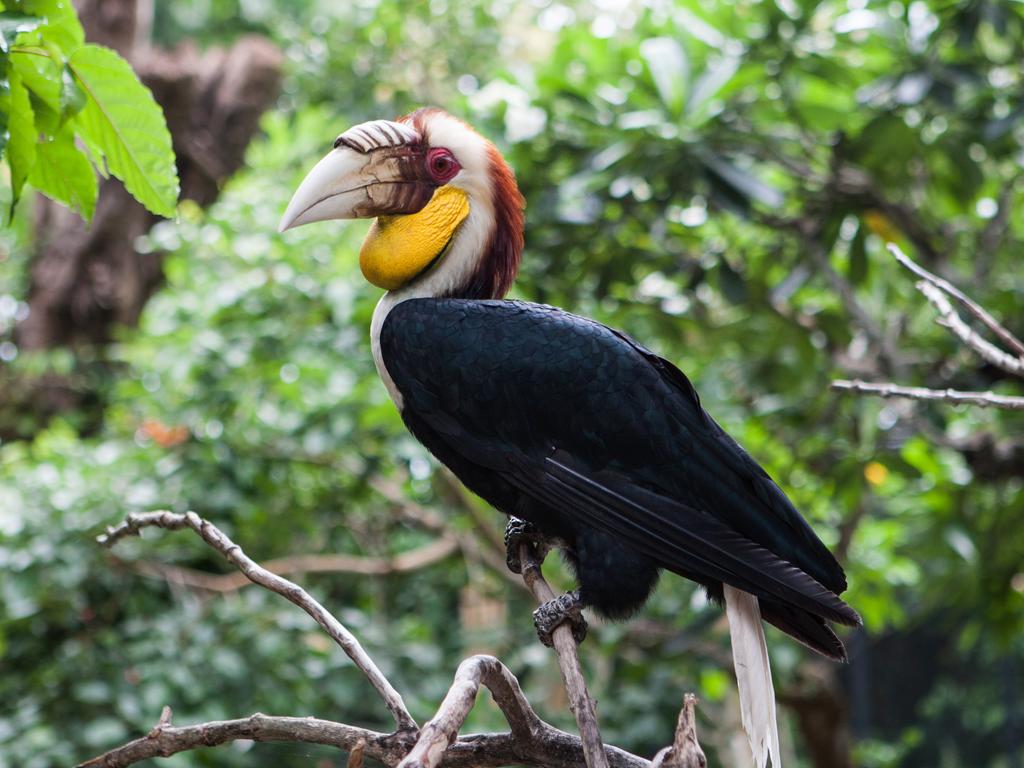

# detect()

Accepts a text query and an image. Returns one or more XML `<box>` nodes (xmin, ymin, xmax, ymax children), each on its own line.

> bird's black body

<box><xmin>381</xmin><ymin>298</ymin><xmax>859</xmax><ymax>660</ymax></box>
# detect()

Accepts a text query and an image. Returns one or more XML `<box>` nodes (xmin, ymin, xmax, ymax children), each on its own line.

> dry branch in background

<box><xmin>114</xmin><ymin>533</ymin><xmax>460</xmax><ymax>593</ymax></box>
<box><xmin>831</xmin><ymin>380</ymin><xmax>1024</xmax><ymax>410</ymax></box>
<box><xmin>887</xmin><ymin>244</ymin><xmax>1024</xmax><ymax>363</ymax></box>
<box><xmin>82</xmin><ymin>509</ymin><xmax>702</xmax><ymax>768</ymax></box>
<box><xmin>831</xmin><ymin>243</ymin><xmax>1024</xmax><ymax>410</ymax></box>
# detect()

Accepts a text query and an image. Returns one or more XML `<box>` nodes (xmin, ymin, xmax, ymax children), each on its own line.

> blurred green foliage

<box><xmin>2</xmin><ymin>0</ymin><xmax>1023</xmax><ymax>766</ymax></box>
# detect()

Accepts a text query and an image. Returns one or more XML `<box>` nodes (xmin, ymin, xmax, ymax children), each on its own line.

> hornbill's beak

<box><xmin>278</xmin><ymin>119</ymin><xmax>434</xmax><ymax>232</ymax></box>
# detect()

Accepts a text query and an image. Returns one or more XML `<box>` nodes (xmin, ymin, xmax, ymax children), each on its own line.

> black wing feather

<box><xmin>380</xmin><ymin>298</ymin><xmax>859</xmax><ymax>647</ymax></box>
<box><xmin>539</xmin><ymin>456</ymin><xmax>859</xmax><ymax>626</ymax></box>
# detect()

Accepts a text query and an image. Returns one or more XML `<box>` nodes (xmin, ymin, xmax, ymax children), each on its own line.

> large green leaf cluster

<box><xmin>2</xmin><ymin>1</ymin><xmax>1023</xmax><ymax>767</ymax></box>
<box><xmin>0</xmin><ymin>0</ymin><xmax>179</xmax><ymax>219</ymax></box>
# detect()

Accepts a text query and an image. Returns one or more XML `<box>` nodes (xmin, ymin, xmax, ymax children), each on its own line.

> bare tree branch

<box><xmin>98</xmin><ymin>511</ymin><xmax>418</xmax><ymax>732</ymax></box>
<box><xmin>915</xmin><ymin>280</ymin><xmax>1023</xmax><ymax>377</ymax></box>
<box><xmin>519</xmin><ymin>544</ymin><xmax>609</xmax><ymax>768</ymax></box>
<box><xmin>888</xmin><ymin>242</ymin><xmax>1024</xmax><ymax>364</ymax></box>
<box><xmin>831</xmin><ymin>244</ymin><xmax>1024</xmax><ymax>410</ymax></box>
<box><xmin>830</xmin><ymin>380</ymin><xmax>1024</xmax><ymax>410</ymax></box>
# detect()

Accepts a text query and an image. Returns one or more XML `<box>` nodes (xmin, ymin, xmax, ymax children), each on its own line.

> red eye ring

<box><xmin>427</xmin><ymin>147</ymin><xmax>460</xmax><ymax>183</ymax></box>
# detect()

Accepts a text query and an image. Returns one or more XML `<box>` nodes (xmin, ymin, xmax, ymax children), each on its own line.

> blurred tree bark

<box><xmin>779</xmin><ymin>660</ymin><xmax>853</xmax><ymax>768</ymax></box>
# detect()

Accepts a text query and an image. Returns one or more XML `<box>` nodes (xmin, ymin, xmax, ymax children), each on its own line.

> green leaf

<box><xmin>57</xmin><ymin>62</ymin><xmax>83</xmax><ymax>119</ymax></box>
<box><xmin>28</xmin><ymin>122</ymin><xmax>96</xmax><ymax>218</ymax></box>
<box><xmin>702</xmin><ymin>153</ymin><xmax>784</xmax><ymax>210</ymax></box>
<box><xmin>639</xmin><ymin>37</ymin><xmax>688</xmax><ymax>115</ymax></box>
<box><xmin>6</xmin><ymin>0</ymin><xmax>83</xmax><ymax>55</ymax></box>
<box><xmin>0</xmin><ymin>79</ymin><xmax>9</xmax><ymax>161</ymax></box>
<box><xmin>3</xmin><ymin>66</ymin><xmax>36</xmax><ymax>214</ymax></box>
<box><xmin>848</xmin><ymin>224</ymin><xmax>868</xmax><ymax>285</ymax></box>
<box><xmin>68</xmin><ymin>44</ymin><xmax>179</xmax><ymax>217</ymax></box>
<box><xmin>0</xmin><ymin>11</ymin><xmax>41</xmax><ymax>53</ymax></box>
<box><xmin>716</xmin><ymin>258</ymin><xmax>748</xmax><ymax>304</ymax></box>
<box><xmin>687</xmin><ymin>54</ymin><xmax>741</xmax><ymax>124</ymax></box>
<box><xmin>10</xmin><ymin>45</ymin><xmax>60</xmax><ymax>131</ymax></box>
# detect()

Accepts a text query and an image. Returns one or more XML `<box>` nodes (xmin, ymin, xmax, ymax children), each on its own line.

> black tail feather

<box><xmin>759</xmin><ymin>600</ymin><xmax>848</xmax><ymax>662</ymax></box>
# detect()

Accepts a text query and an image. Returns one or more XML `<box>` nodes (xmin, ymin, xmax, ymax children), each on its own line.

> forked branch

<box><xmin>832</xmin><ymin>243</ymin><xmax>1024</xmax><ymax>409</ymax></box>
<box><xmin>888</xmin><ymin>243</ymin><xmax>1024</xmax><ymax>362</ymax></box>
<box><xmin>398</xmin><ymin>654</ymin><xmax>543</xmax><ymax>767</ymax></box>
<box><xmin>396</xmin><ymin>654</ymin><xmax>646</xmax><ymax>768</ymax></box>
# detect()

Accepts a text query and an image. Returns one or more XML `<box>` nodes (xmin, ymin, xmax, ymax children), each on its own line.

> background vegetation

<box><xmin>2</xmin><ymin>0</ymin><xmax>1023</xmax><ymax>766</ymax></box>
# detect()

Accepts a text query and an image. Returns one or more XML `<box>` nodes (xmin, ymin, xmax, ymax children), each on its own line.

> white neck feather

<box><xmin>369</xmin><ymin>171</ymin><xmax>496</xmax><ymax>410</ymax></box>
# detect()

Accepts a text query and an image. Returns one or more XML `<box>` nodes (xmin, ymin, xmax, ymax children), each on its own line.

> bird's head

<box><xmin>280</xmin><ymin>108</ymin><xmax>524</xmax><ymax>300</ymax></box>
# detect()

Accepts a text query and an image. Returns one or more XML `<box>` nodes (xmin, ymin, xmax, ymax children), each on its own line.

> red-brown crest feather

<box><xmin>467</xmin><ymin>143</ymin><xmax>524</xmax><ymax>299</ymax></box>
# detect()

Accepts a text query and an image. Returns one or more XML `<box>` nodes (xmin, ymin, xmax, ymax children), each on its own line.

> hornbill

<box><xmin>280</xmin><ymin>108</ymin><xmax>860</xmax><ymax>767</ymax></box>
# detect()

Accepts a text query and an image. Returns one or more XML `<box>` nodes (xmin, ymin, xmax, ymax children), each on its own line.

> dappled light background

<box><xmin>1</xmin><ymin>1</ymin><xmax>1023</xmax><ymax>766</ymax></box>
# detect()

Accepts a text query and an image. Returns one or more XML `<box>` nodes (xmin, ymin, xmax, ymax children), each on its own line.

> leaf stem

<box><xmin>9</xmin><ymin>45</ymin><xmax>52</xmax><ymax>58</ymax></box>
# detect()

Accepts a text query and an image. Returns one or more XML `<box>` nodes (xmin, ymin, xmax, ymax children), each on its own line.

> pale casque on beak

<box><xmin>278</xmin><ymin>117</ymin><xmax>472</xmax><ymax>291</ymax></box>
<box><xmin>278</xmin><ymin>119</ymin><xmax>436</xmax><ymax>233</ymax></box>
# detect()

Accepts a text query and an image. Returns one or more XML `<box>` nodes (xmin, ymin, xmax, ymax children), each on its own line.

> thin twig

<box><xmin>98</xmin><ymin>511</ymin><xmax>418</xmax><ymax>732</ymax></box>
<box><xmin>915</xmin><ymin>281</ymin><xmax>1023</xmax><ymax>377</ymax></box>
<box><xmin>888</xmin><ymin>242</ymin><xmax>1024</xmax><ymax>362</ymax></box>
<box><xmin>831</xmin><ymin>379</ymin><xmax>1024</xmax><ymax>410</ymax></box>
<box><xmin>519</xmin><ymin>544</ymin><xmax>609</xmax><ymax>768</ymax></box>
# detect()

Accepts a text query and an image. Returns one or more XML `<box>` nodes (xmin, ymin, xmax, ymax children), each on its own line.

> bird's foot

<box><xmin>533</xmin><ymin>590</ymin><xmax>588</xmax><ymax>647</ymax></box>
<box><xmin>504</xmin><ymin>516</ymin><xmax>550</xmax><ymax>574</ymax></box>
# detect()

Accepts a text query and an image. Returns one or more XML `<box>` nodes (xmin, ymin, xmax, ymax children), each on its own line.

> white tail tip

<box><xmin>724</xmin><ymin>585</ymin><xmax>782</xmax><ymax>768</ymax></box>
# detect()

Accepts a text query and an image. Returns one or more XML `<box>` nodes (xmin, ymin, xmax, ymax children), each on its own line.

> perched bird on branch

<box><xmin>280</xmin><ymin>108</ymin><xmax>860</xmax><ymax>768</ymax></box>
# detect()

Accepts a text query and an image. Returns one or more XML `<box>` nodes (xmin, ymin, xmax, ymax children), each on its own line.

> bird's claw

<box><xmin>533</xmin><ymin>590</ymin><xmax>588</xmax><ymax>647</ymax></box>
<box><xmin>504</xmin><ymin>516</ymin><xmax>549</xmax><ymax>574</ymax></box>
